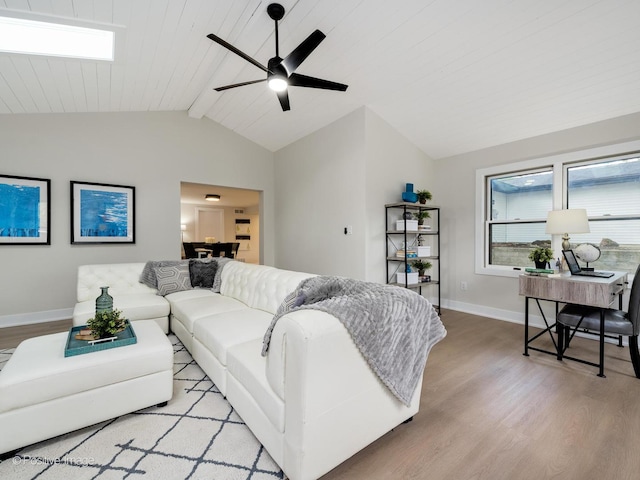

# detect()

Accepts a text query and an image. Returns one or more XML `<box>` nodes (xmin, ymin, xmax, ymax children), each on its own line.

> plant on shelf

<box><xmin>416</xmin><ymin>190</ymin><xmax>432</xmax><ymax>204</ymax></box>
<box><xmin>414</xmin><ymin>210</ymin><xmax>431</xmax><ymax>225</ymax></box>
<box><xmin>528</xmin><ymin>246</ymin><xmax>554</xmax><ymax>269</ymax></box>
<box><xmin>411</xmin><ymin>259</ymin><xmax>432</xmax><ymax>276</ymax></box>
<box><xmin>87</xmin><ymin>309</ymin><xmax>127</xmax><ymax>339</ymax></box>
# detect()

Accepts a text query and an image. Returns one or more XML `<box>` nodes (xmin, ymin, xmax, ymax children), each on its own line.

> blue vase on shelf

<box><xmin>402</xmin><ymin>182</ymin><xmax>417</xmax><ymax>203</ymax></box>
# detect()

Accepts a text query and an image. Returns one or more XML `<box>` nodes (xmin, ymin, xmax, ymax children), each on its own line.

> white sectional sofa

<box><xmin>72</xmin><ymin>260</ymin><xmax>445</xmax><ymax>480</ymax></box>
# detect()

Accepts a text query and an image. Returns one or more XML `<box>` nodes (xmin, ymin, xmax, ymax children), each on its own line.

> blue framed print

<box><xmin>71</xmin><ymin>181</ymin><xmax>135</xmax><ymax>244</ymax></box>
<box><xmin>0</xmin><ymin>174</ymin><xmax>50</xmax><ymax>245</ymax></box>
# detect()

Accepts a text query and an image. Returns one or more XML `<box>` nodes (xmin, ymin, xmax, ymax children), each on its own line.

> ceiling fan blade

<box><xmin>207</xmin><ymin>33</ymin><xmax>270</xmax><ymax>73</ymax></box>
<box><xmin>281</xmin><ymin>30</ymin><xmax>326</xmax><ymax>75</ymax></box>
<box><xmin>214</xmin><ymin>79</ymin><xmax>266</xmax><ymax>92</ymax></box>
<box><xmin>276</xmin><ymin>89</ymin><xmax>291</xmax><ymax>111</ymax></box>
<box><xmin>288</xmin><ymin>73</ymin><xmax>348</xmax><ymax>91</ymax></box>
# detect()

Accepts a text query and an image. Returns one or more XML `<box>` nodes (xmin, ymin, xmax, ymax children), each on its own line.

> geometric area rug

<box><xmin>0</xmin><ymin>335</ymin><xmax>284</xmax><ymax>480</ymax></box>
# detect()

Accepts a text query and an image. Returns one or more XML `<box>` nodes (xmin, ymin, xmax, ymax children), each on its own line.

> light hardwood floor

<box><xmin>0</xmin><ymin>319</ymin><xmax>71</xmax><ymax>349</ymax></box>
<box><xmin>2</xmin><ymin>311</ymin><xmax>639</xmax><ymax>479</ymax></box>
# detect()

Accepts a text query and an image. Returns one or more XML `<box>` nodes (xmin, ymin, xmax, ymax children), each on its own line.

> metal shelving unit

<box><xmin>385</xmin><ymin>202</ymin><xmax>441</xmax><ymax>313</ymax></box>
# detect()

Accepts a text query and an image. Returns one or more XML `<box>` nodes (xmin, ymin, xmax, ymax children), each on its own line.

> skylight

<box><xmin>0</xmin><ymin>16</ymin><xmax>114</xmax><ymax>61</ymax></box>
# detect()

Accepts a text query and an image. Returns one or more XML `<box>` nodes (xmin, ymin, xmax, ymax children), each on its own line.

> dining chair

<box><xmin>557</xmin><ymin>263</ymin><xmax>640</xmax><ymax>378</ymax></box>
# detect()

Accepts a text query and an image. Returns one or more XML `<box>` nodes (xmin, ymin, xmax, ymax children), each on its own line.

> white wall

<box><xmin>274</xmin><ymin>108</ymin><xmax>367</xmax><ymax>277</ymax></box>
<box><xmin>0</xmin><ymin>111</ymin><xmax>274</xmax><ymax>326</ymax></box>
<box><xmin>434</xmin><ymin>111</ymin><xmax>640</xmax><ymax>322</ymax></box>
<box><xmin>274</xmin><ymin>107</ymin><xmax>434</xmax><ymax>281</ymax></box>
<box><xmin>363</xmin><ymin>109</ymin><xmax>434</xmax><ymax>283</ymax></box>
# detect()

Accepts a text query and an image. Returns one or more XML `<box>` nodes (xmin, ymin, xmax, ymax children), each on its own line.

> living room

<box><xmin>1</xmin><ymin>1</ymin><xmax>640</xmax><ymax>479</ymax></box>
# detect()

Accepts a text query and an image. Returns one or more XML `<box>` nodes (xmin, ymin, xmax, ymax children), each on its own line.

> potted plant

<box><xmin>528</xmin><ymin>247</ymin><xmax>554</xmax><ymax>269</ymax></box>
<box><xmin>411</xmin><ymin>259</ymin><xmax>432</xmax><ymax>276</ymax></box>
<box><xmin>87</xmin><ymin>308</ymin><xmax>127</xmax><ymax>339</ymax></box>
<box><xmin>416</xmin><ymin>190</ymin><xmax>432</xmax><ymax>204</ymax></box>
<box><xmin>413</xmin><ymin>210</ymin><xmax>431</xmax><ymax>226</ymax></box>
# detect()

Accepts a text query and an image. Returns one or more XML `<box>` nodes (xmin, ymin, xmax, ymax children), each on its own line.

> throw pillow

<box><xmin>154</xmin><ymin>264</ymin><xmax>192</xmax><ymax>296</ymax></box>
<box><xmin>189</xmin><ymin>259</ymin><xmax>218</xmax><ymax>289</ymax></box>
<box><xmin>140</xmin><ymin>260</ymin><xmax>187</xmax><ymax>288</ymax></box>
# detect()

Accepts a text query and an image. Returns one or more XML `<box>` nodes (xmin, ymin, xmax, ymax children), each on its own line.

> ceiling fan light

<box><xmin>205</xmin><ymin>194</ymin><xmax>220</xmax><ymax>202</ymax></box>
<box><xmin>268</xmin><ymin>77</ymin><xmax>288</xmax><ymax>92</ymax></box>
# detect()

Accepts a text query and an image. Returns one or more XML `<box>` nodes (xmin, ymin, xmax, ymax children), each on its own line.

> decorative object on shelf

<box><xmin>95</xmin><ymin>286</ymin><xmax>113</xmax><ymax>313</ymax></box>
<box><xmin>0</xmin><ymin>174</ymin><xmax>51</xmax><ymax>245</ymax></box>
<box><xmin>574</xmin><ymin>243</ymin><xmax>601</xmax><ymax>271</ymax></box>
<box><xmin>87</xmin><ymin>308</ymin><xmax>127</xmax><ymax>340</ymax></box>
<box><xmin>70</xmin><ymin>181</ymin><xmax>135</xmax><ymax>244</ymax></box>
<box><xmin>528</xmin><ymin>246</ymin><xmax>554</xmax><ymax>269</ymax></box>
<box><xmin>401</xmin><ymin>183</ymin><xmax>418</xmax><ymax>203</ymax></box>
<box><xmin>414</xmin><ymin>210</ymin><xmax>431</xmax><ymax>228</ymax></box>
<box><xmin>396</xmin><ymin>219</ymin><xmax>418</xmax><ymax>230</ymax></box>
<box><xmin>416</xmin><ymin>189</ymin><xmax>432</xmax><ymax>204</ymax></box>
<box><xmin>411</xmin><ymin>259</ymin><xmax>432</xmax><ymax>277</ymax></box>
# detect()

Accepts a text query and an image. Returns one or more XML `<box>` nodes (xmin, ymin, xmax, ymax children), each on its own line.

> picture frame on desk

<box><xmin>0</xmin><ymin>174</ymin><xmax>50</xmax><ymax>245</ymax></box>
<box><xmin>71</xmin><ymin>181</ymin><xmax>135</xmax><ymax>244</ymax></box>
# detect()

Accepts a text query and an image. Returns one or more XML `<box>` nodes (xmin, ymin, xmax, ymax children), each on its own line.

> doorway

<box><xmin>180</xmin><ymin>182</ymin><xmax>261</xmax><ymax>264</ymax></box>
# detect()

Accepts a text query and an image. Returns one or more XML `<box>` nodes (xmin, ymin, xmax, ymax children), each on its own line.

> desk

<box><xmin>519</xmin><ymin>271</ymin><xmax>627</xmax><ymax>377</ymax></box>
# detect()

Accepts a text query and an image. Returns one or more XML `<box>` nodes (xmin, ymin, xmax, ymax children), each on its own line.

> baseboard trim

<box><xmin>0</xmin><ymin>308</ymin><xmax>73</xmax><ymax>328</ymax></box>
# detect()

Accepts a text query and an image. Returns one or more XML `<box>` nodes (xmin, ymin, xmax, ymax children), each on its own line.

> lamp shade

<box><xmin>545</xmin><ymin>209</ymin><xmax>590</xmax><ymax>234</ymax></box>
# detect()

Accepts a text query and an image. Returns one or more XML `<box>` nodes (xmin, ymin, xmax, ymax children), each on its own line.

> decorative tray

<box><xmin>64</xmin><ymin>321</ymin><xmax>137</xmax><ymax>357</ymax></box>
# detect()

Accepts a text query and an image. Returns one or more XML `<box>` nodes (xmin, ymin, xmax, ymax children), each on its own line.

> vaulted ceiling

<box><xmin>1</xmin><ymin>0</ymin><xmax>639</xmax><ymax>159</ymax></box>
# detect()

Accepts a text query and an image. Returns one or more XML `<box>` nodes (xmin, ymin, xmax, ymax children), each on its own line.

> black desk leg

<box><xmin>524</xmin><ymin>297</ymin><xmax>529</xmax><ymax>356</ymax></box>
<box><xmin>598</xmin><ymin>309</ymin><xmax>606</xmax><ymax>378</ymax></box>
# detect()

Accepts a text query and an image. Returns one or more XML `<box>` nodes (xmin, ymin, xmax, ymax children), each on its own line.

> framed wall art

<box><xmin>71</xmin><ymin>181</ymin><xmax>135</xmax><ymax>244</ymax></box>
<box><xmin>0</xmin><ymin>174</ymin><xmax>50</xmax><ymax>245</ymax></box>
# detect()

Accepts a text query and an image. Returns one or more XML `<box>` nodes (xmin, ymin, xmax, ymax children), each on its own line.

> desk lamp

<box><xmin>545</xmin><ymin>209</ymin><xmax>590</xmax><ymax>251</ymax></box>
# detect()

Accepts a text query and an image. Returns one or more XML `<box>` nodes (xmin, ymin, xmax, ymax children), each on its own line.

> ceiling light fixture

<box><xmin>0</xmin><ymin>15</ymin><xmax>115</xmax><ymax>61</ymax></box>
<box><xmin>205</xmin><ymin>194</ymin><xmax>221</xmax><ymax>202</ymax></box>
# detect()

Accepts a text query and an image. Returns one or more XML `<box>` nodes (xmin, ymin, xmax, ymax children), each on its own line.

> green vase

<box><xmin>95</xmin><ymin>286</ymin><xmax>113</xmax><ymax>314</ymax></box>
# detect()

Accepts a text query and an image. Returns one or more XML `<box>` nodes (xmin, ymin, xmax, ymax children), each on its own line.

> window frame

<box><xmin>475</xmin><ymin>140</ymin><xmax>640</xmax><ymax>278</ymax></box>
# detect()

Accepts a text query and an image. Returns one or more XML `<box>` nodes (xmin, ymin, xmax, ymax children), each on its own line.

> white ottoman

<box><xmin>0</xmin><ymin>320</ymin><xmax>173</xmax><ymax>457</ymax></box>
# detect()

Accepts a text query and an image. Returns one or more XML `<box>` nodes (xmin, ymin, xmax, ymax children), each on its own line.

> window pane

<box><xmin>567</xmin><ymin>157</ymin><xmax>640</xmax><ymax>216</ymax></box>
<box><xmin>490</xmin><ymin>170</ymin><xmax>552</xmax><ymax>221</ymax></box>
<box><xmin>489</xmin><ymin>223</ymin><xmax>550</xmax><ymax>266</ymax></box>
<box><xmin>568</xmin><ymin>219</ymin><xmax>640</xmax><ymax>272</ymax></box>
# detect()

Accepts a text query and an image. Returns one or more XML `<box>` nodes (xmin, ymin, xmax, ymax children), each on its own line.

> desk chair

<box><xmin>557</xmin><ymin>264</ymin><xmax>640</xmax><ymax>378</ymax></box>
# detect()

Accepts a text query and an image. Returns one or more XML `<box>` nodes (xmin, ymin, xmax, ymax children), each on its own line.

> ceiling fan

<box><xmin>206</xmin><ymin>2</ymin><xmax>348</xmax><ymax>111</ymax></box>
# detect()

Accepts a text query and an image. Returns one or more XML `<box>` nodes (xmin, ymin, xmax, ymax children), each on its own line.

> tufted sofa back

<box><xmin>77</xmin><ymin>263</ymin><xmax>156</xmax><ymax>302</ymax></box>
<box><xmin>220</xmin><ymin>261</ymin><xmax>315</xmax><ymax>314</ymax></box>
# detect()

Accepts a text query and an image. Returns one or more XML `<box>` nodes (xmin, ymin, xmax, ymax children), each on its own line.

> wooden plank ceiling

<box><xmin>0</xmin><ymin>0</ymin><xmax>639</xmax><ymax>159</ymax></box>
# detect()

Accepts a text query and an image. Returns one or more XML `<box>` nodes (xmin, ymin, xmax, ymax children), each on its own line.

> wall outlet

<box><xmin>460</xmin><ymin>281</ymin><xmax>468</xmax><ymax>291</ymax></box>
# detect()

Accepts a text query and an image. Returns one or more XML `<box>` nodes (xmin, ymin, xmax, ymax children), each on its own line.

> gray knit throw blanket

<box><xmin>262</xmin><ymin>276</ymin><xmax>446</xmax><ymax>406</ymax></box>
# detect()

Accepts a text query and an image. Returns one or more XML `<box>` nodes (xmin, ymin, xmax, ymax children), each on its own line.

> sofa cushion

<box><xmin>220</xmin><ymin>262</ymin><xmax>276</xmax><ymax>307</ymax></box>
<box><xmin>73</xmin><ymin>293</ymin><xmax>170</xmax><ymax>324</ymax></box>
<box><xmin>193</xmin><ymin>309</ymin><xmax>273</xmax><ymax>366</ymax></box>
<box><xmin>167</xmin><ymin>292</ymin><xmax>248</xmax><ymax>334</ymax></box>
<box><xmin>155</xmin><ymin>264</ymin><xmax>192</xmax><ymax>296</ymax></box>
<box><xmin>77</xmin><ymin>263</ymin><xmax>157</xmax><ymax>302</ymax></box>
<box><xmin>227</xmin><ymin>338</ymin><xmax>284</xmax><ymax>433</ymax></box>
<box><xmin>250</xmin><ymin>268</ymin><xmax>315</xmax><ymax>314</ymax></box>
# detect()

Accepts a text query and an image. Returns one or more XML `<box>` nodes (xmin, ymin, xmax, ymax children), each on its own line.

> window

<box><xmin>0</xmin><ymin>14</ymin><xmax>115</xmax><ymax>61</ymax></box>
<box><xmin>566</xmin><ymin>156</ymin><xmax>640</xmax><ymax>272</ymax></box>
<box><xmin>476</xmin><ymin>141</ymin><xmax>640</xmax><ymax>277</ymax></box>
<box><xmin>488</xmin><ymin>169</ymin><xmax>552</xmax><ymax>267</ymax></box>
